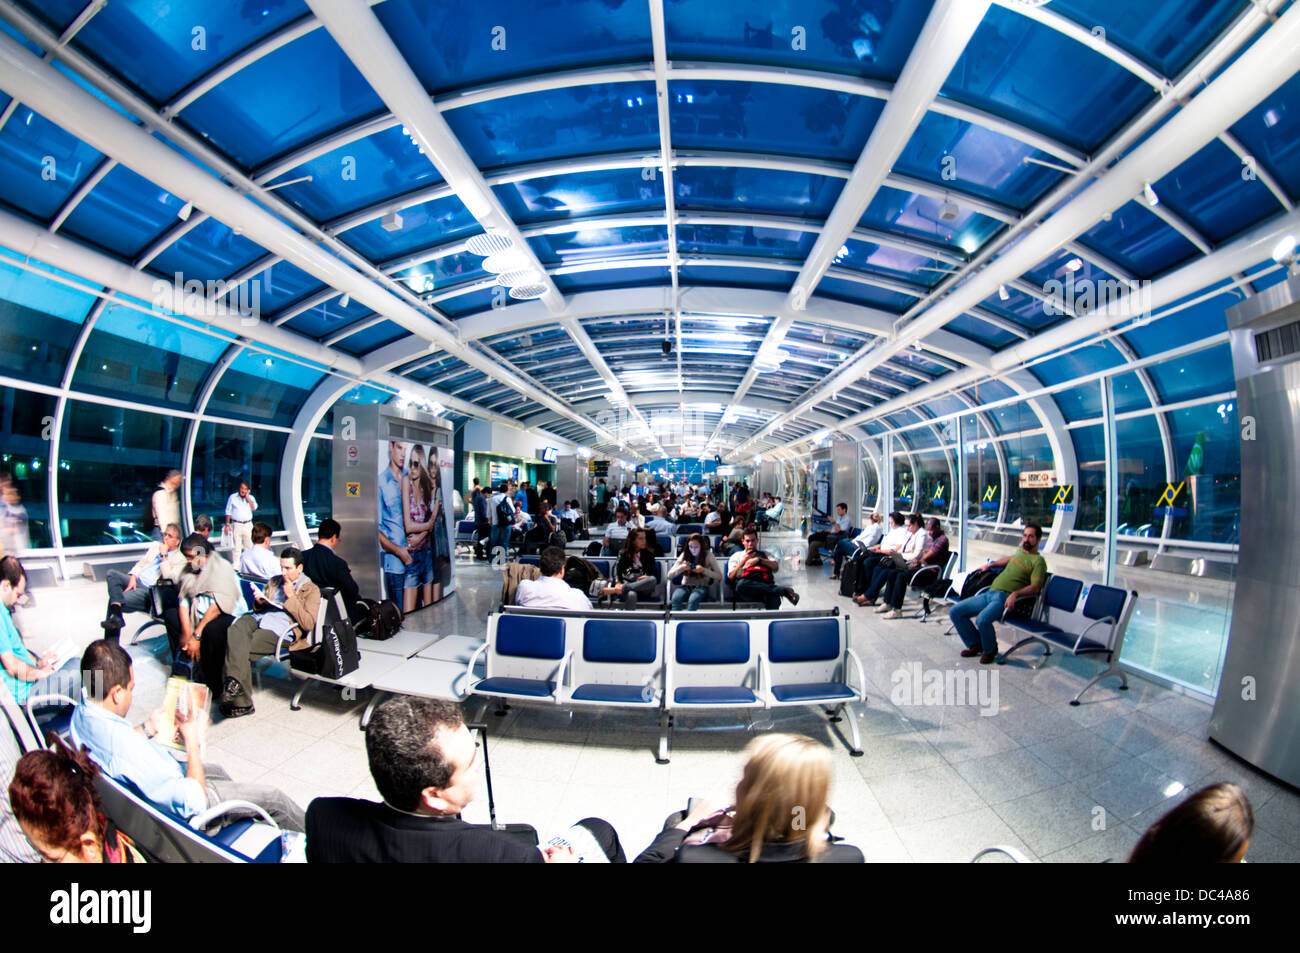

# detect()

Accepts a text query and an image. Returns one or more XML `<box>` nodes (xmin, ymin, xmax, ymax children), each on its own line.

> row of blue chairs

<box><xmin>464</xmin><ymin>609</ymin><xmax>865</xmax><ymax>762</ymax></box>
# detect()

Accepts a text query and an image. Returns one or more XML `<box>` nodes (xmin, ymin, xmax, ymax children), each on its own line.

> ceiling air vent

<box><xmin>509</xmin><ymin>284</ymin><xmax>548</xmax><ymax>300</ymax></box>
<box><xmin>1254</xmin><ymin>318</ymin><xmax>1300</xmax><ymax>363</ymax></box>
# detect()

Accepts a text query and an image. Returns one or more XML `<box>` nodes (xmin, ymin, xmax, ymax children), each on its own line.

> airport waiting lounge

<box><xmin>1</xmin><ymin>0</ymin><xmax>1300</xmax><ymax>873</ymax></box>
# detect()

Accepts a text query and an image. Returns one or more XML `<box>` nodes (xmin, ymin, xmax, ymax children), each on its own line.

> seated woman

<box><xmin>1129</xmin><ymin>782</ymin><xmax>1253</xmax><ymax>863</ymax></box>
<box><xmin>8</xmin><ymin>739</ymin><xmax>145</xmax><ymax>863</ymax></box>
<box><xmin>635</xmin><ymin>733</ymin><xmax>863</xmax><ymax>863</ymax></box>
<box><xmin>717</xmin><ymin>515</ymin><xmax>747</xmax><ymax>557</ymax></box>
<box><xmin>667</xmin><ymin>534</ymin><xmax>722</xmax><ymax>611</ymax></box>
<box><xmin>601</xmin><ymin>528</ymin><xmax>657</xmax><ymax>609</ymax></box>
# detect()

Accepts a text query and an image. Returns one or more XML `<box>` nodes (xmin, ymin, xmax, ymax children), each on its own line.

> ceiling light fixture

<box><xmin>466</xmin><ymin>232</ymin><xmax>513</xmax><ymax>257</ymax></box>
<box><xmin>339</xmin><ymin>294</ymin><xmax>350</xmax><ymax>309</ymax></box>
<box><xmin>1142</xmin><ymin>182</ymin><xmax>1159</xmax><ymax>208</ymax></box>
<box><xmin>998</xmin><ymin>284</ymin><xmax>1010</xmax><ymax>301</ymax></box>
<box><xmin>177</xmin><ymin>201</ymin><xmax>193</xmax><ymax>221</ymax></box>
<box><xmin>939</xmin><ymin>197</ymin><xmax>959</xmax><ymax>222</ymax></box>
<box><xmin>1065</xmin><ymin>257</ymin><xmax>1083</xmax><ymax>272</ymax></box>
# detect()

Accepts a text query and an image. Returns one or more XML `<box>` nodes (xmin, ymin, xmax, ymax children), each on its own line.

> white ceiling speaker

<box><xmin>466</xmin><ymin>231</ymin><xmax>514</xmax><ymax>257</ymax></box>
<box><xmin>482</xmin><ymin>250</ymin><xmax>531</xmax><ymax>275</ymax></box>
<box><xmin>939</xmin><ymin>198</ymin><xmax>960</xmax><ymax>222</ymax></box>
<box><xmin>495</xmin><ymin>268</ymin><xmax>543</xmax><ymax>287</ymax></box>
<box><xmin>508</xmin><ymin>284</ymin><xmax>548</xmax><ymax>300</ymax></box>
<box><xmin>381</xmin><ymin>210</ymin><xmax>403</xmax><ymax>232</ymax></box>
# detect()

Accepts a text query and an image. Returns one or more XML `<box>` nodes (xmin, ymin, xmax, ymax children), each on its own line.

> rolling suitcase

<box><xmin>467</xmin><ymin>722</ymin><xmax>538</xmax><ymax>848</ymax></box>
<box><xmin>839</xmin><ymin>555</ymin><xmax>859</xmax><ymax>598</ymax></box>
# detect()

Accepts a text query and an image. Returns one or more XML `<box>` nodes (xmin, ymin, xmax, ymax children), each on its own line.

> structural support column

<box><xmin>956</xmin><ymin>414</ymin><xmax>969</xmax><ymax>571</ymax></box>
<box><xmin>1102</xmin><ymin>378</ymin><xmax>1119</xmax><ymax>585</ymax></box>
<box><xmin>879</xmin><ymin>434</ymin><xmax>894</xmax><ymax>519</ymax></box>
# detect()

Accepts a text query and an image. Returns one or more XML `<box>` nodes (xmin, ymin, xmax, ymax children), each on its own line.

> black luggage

<box><xmin>584</xmin><ymin>541</ymin><xmax>602</xmax><ymax>557</ymax></box>
<box><xmin>355</xmin><ymin>597</ymin><xmax>403</xmax><ymax>640</ymax></box>
<box><xmin>468</xmin><ymin>722</ymin><xmax>538</xmax><ymax>848</ymax></box>
<box><xmin>290</xmin><ymin>615</ymin><xmax>359</xmax><ymax>678</ymax></box>
<box><xmin>839</xmin><ymin>556</ymin><xmax>859</xmax><ymax>598</ymax></box>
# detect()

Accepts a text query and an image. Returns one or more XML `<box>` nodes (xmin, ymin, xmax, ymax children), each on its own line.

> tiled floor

<box><xmin>17</xmin><ymin>537</ymin><xmax>1299</xmax><ymax>863</ymax></box>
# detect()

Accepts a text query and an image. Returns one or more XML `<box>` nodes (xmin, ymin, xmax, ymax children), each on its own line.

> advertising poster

<box><xmin>377</xmin><ymin>439</ymin><xmax>457</xmax><ymax>612</ymax></box>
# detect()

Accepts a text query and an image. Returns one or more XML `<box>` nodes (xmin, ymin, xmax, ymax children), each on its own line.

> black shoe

<box><xmin>101</xmin><ymin>610</ymin><xmax>125</xmax><ymax>634</ymax></box>
<box><xmin>959</xmin><ymin>647</ymin><xmax>982</xmax><ymax>658</ymax></box>
<box><xmin>784</xmin><ymin>588</ymin><xmax>800</xmax><ymax>606</ymax></box>
<box><xmin>221</xmin><ymin>677</ymin><xmax>243</xmax><ymax>702</ymax></box>
<box><xmin>220</xmin><ymin>702</ymin><xmax>254</xmax><ymax>719</ymax></box>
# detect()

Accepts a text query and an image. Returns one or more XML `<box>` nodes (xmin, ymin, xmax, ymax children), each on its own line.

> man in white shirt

<box><xmin>238</xmin><ymin>521</ymin><xmax>281</xmax><ymax>579</ymax></box>
<box><xmin>101</xmin><ymin>523</ymin><xmax>185</xmax><ymax>639</ymax></box>
<box><xmin>151</xmin><ymin>470</ymin><xmax>182</xmax><ymax>542</ymax></box>
<box><xmin>603</xmin><ymin>507</ymin><xmax>631</xmax><ymax>554</ymax></box>
<box><xmin>514</xmin><ymin>547</ymin><xmax>592</xmax><ymax>611</ymax></box>
<box><xmin>806</xmin><ymin>502</ymin><xmax>853</xmax><ymax>566</ymax></box>
<box><xmin>224</xmin><ymin>480</ymin><xmax>258</xmax><ymax>563</ymax></box>
<box><xmin>856</xmin><ymin>514</ymin><xmax>925</xmax><ymax>606</ymax></box>
<box><xmin>832</xmin><ymin>512</ymin><xmax>883</xmax><ymax>577</ymax></box>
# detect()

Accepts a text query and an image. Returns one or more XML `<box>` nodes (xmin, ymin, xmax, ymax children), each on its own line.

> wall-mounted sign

<box><xmin>1153</xmin><ymin>480</ymin><xmax>1188</xmax><ymax>517</ymax></box>
<box><xmin>345</xmin><ymin>482</ymin><xmax>360</xmax><ymax>498</ymax></box>
<box><xmin>1019</xmin><ymin>470</ymin><xmax>1058</xmax><ymax>489</ymax></box>
<box><xmin>981</xmin><ymin>484</ymin><xmax>999</xmax><ymax>510</ymax></box>
<box><xmin>1050</xmin><ymin>485</ymin><xmax>1074</xmax><ymax>512</ymax></box>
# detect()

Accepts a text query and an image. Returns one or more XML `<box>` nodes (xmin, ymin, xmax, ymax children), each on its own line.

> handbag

<box><xmin>290</xmin><ymin>616</ymin><xmax>359</xmax><ymax>678</ymax></box>
<box><xmin>219</xmin><ymin>525</ymin><xmax>234</xmax><ymax>549</ymax></box>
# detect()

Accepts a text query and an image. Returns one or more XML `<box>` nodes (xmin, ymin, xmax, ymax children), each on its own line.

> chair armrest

<box><xmin>845</xmin><ymin>647</ymin><xmax>867</xmax><ymax>698</ymax></box>
<box><xmin>189</xmin><ymin>800</ymin><xmax>281</xmax><ymax>835</ymax></box>
<box><xmin>757</xmin><ymin>653</ymin><xmax>770</xmax><ymax>697</ymax></box>
<box><xmin>27</xmin><ymin>692</ymin><xmax>79</xmax><ymax>733</ymax></box>
<box><xmin>554</xmin><ymin>651</ymin><xmax>573</xmax><ymax>694</ymax></box>
<box><xmin>1072</xmin><ymin>616</ymin><xmax>1117</xmax><ymax>652</ymax></box>
<box><xmin>970</xmin><ymin>845</ymin><xmax>1031</xmax><ymax>863</ymax></box>
<box><xmin>463</xmin><ymin>641</ymin><xmax>490</xmax><ymax>691</ymax></box>
<box><xmin>909</xmin><ymin>565</ymin><xmax>939</xmax><ymax>587</ymax></box>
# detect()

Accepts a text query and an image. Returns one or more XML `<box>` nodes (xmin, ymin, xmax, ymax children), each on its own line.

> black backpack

<box><xmin>355</xmin><ymin>598</ymin><xmax>403</xmax><ymax>640</ymax></box>
<box><xmin>496</xmin><ymin>496</ymin><xmax>514</xmax><ymax>526</ymax></box>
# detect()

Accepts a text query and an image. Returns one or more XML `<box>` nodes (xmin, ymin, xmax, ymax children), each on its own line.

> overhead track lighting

<box><xmin>1142</xmin><ymin>182</ymin><xmax>1159</xmax><ymax>208</ymax></box>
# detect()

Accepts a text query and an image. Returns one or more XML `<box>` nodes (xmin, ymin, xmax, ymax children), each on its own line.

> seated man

<box><xmin>727</xmin><ymin>529</ymin><xmax>798</xmax><ymax>610</ymax></box>
<box><xmin>306</xmin><ymin>697</ymin><xmax>624</xmax><ymax>863</ymax></box>
<box><xmin>877</xmin><ymin>517</ymin><xmax>950</xmax><ymax>619</ymax></box>
<box><xmin>757</xmin><ymin>496</ymin><xmax>783</xmax><ymax>532</ymax></box>
<box><xmin>0</xmin><ymin>556</ymin><xmax>64</xmax><ymax>706</ymax></box>
<box><xmin>71</xmin><ymin>640</ymin><xmax>304</xmax><ymax>831</ymax></box>
<box><xmin>238</xmin><ymin>521</ymin><xmax>280</xmax><ymax>580</ymax></box>
<box><xmin>101</xmin><ymin>523</ymin><xmax>185</xmax><ymax>639</ymax></box>
<box><xmin>646</xmin><ymin>512</ymin><xmax>676</xmax><ymax>543</ymax></box>
<box><xmin>515</xmin><ymin>546</ymin><xmax>592</xmax><ymax>611</ymax></box>
<box><xmin>806</xmin><ymin>502</ymin><xmax>851</xmax><ymax>566</ymax></box>
<box><xmin>851</xmin><ymin>512</ymin><xmax>909</xmax><ymax>602</ymax></box>
<box><xmin>219</xmin><ymin>547</ymin><xmax>320</xmax><ymax>718</ymax></box>
<box><xmin>302</xmin><ymin>518</ymin><xmax>362</xmax><ymax>621</ymax></box>
<box><xmin>173</xmin><ymin>533</ymin><xmax>243</xmax><ymax>695</ymax></box>
<box><xmin>949</xmin><ymin>523</ymin><xmax>1047</xmax><ymax>664</ymax></box>
<box><xmin>560</xmin><ymin>500</ymin><xmax>586</xmax><ymax>541</ymax></box>
<box><xmin>602</xmin><ymin>506</ymin><xmax>630</xmax><ymax>555</ymax></box>
<box><xmin>832</xmin><ymin>512</ymin><xmax>882</xmax><ymax>578</ymax></box>
<box><xmin>858</xmin><ymin>513</ymin><xmax>926</xmax><ymax>607</ymax></box>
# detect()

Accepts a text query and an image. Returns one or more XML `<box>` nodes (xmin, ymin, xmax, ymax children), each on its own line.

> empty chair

<box><xmin>758</xmin><ymin>617</ymin><xmax>864</xmax><ymax>756</ymax></box>
<box><xmin>565</xmin><ymin>619</ymin><xmax>662</xmax><ymax>707</ymax></box>
<box><xmin>467</xmin><ymin>614</ymin><xmax>570</xmax><ymax>705</ymax></box>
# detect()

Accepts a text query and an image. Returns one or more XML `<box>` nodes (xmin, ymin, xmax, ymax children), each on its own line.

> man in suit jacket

<box><xmin>307</xmin><ymin>697</ymin><xmax>624</xmax><ymax>863</ymax></box>
<box><xmin>301</xmin><ymin>518</ymin><xmax>361</xmax><ymax>620</ymax></box>
<box><xmin>101</xmin><ymin>523</ymin><xmax>186</xmax><ymax>640</ymax></box>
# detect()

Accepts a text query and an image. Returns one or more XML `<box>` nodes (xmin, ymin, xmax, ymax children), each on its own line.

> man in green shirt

<box><xmin>950</xmin><ymin>523</ymin><xmax>1047</xmax><ymax>664</ymax></box>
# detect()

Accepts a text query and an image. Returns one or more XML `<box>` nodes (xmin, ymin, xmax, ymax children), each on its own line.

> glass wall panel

<box><xmin>0</xmin><ymin>388</ymin><xmax>56</xmax><ymax>550</ymax></box>
<box><xmin>206</xmin><ymin>350</ymin><xmax>323</xmax><ymax>427</ymax></box>
<box><xmin>58</xmin><ymin>401</ymin><xmax>186</xmax><ymax>545</ymax></box>
<box><xmin>912</xmin><ymin>450</ymin><xmax>952</xmax><ymax>517</ymax></box>
<box><xmin>1001</xmin><ymin>427</ymin><xmax>1055</xmax><ymax>529</ymax></box>
<box><xmin>71</xmin><ymin>304</ymin><xmax>227</xmax><ymax>410</ymax></box>
<box><xmin>1114</xmin><ymin>415</ymin><xmax>1164</xmax><ymax>536</ymax></box>
<box><xmin>301</xmin><ymin>435</ymin><xmax>332</xmax><ymax>532</ymax></box>
<box><xmin>861</xmin><ymin>452</ymin><xmax>878</xmax><ymax>514</ymax></box>
<box><xmin>963</xmin><ymin>415</ymin><xmax>1000</xmax><ymax>525</ymax></box>
<box><xmin>1166</xmin><ymin>401</ymin><xmax>1239</xmax><ymax>544</ymax></box>
<box><xmin>893</xmin><ymin>453</ymin><xmax>914</xmax><ymax>513</ymax></box>
<box><xmin>191</xmin><ymin>423</ymin><xmax>286</xmax><ymax>533</ymax></box>
<box><xmin>1071</xmin><ymin>424</ymin><xmax>1106</xmax><ymax>532</ymax></box>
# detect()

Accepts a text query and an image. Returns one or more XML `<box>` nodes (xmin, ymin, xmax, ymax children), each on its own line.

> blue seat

<box><xmin>666</xmin><ymin>620</ymin><xmax>761</xmax><ymax>710</ymax></box>
<box><xmin>468</xmin><ymin>614</ymin><xmax>571</xmax><ymax>704</ymax></box>
<box><xmin>761</xmin><ymin>617</ymin><xmax>864</xmax><ymax>755</ymax></box>
<box><xmin>674</xmin><ymin>685</ymin><xmax>758</xmax><ymax>705</ymax></box>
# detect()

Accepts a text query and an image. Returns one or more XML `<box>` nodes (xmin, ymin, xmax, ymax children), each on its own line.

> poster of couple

<box><xmin>378</xmin><ymin>440</ymin><xmax>455</xmax><ymax>612</ymax></box>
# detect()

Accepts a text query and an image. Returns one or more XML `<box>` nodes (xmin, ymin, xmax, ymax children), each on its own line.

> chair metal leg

<box><xmin>997</xmin><ymin>636</ymin><xmax>1048</xmax><ymax>664</ymax></box>
<box><xmin>1070</xmin><ymin>663</ymin><xmax>1128</xmax><ymax>706</ymax></box>
<box><xmin>290</xmin><ymin>676</ymin><xmax>311</xmax><ymax>711</ymax></box>
<box><xmin>360</xmin><ymin>690</ymin><xmax>387</xmax><ymax>729</ymax></box>
<box><xmin>843</xmin><ymin>704</ymin><xmax>863</xmax><ymax>757</ymax></box>
<box><xmin>656</xmin><ymin>710</ymin><xmax>672</xmax><ymax>764</ymax></box>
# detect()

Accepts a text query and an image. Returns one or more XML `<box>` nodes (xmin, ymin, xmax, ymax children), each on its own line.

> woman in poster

<box><xmin>430</xmin><ymin>448</ymin><xmax>452</xmax><ymax>595</ymax></box>
<box><xmin>401</xmin><ymin>444</ymin><xmax>435</xmax><ymax>611</ymax></box>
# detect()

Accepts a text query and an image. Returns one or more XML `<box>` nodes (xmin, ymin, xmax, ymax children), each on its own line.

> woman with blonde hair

<box><xmin>400</xmin><ymin>444</ymin><xmax>435</xmax><ymax>611</ymax></box>
<box><xmin>635</xmin><ymin>733</ymin><xmax>863</xmax><ymax>863</ymax></box>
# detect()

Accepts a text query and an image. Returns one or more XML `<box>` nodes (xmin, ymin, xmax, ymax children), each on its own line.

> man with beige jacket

<box><xmin>218</xmin><ymin>546</ymin><xmax>320</xmax><ymax>718</ymax></box>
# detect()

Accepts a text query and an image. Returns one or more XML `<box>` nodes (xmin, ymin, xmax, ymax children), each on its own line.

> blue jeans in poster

<box><xmin>949</xmin><ymin>589</ymin><xmax>1008</xmax><ymax>655</ymax></box>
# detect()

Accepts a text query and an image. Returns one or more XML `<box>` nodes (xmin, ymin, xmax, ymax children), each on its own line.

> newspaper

<box><xmin>155</xmin><ymin>676</ymin><xmax>210</xmax><ymax>757</ymax></box>
<box><xmin>542</xmin><ymin>824</ymin><xmax>610</xmax><ymax>863</ymax></box>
